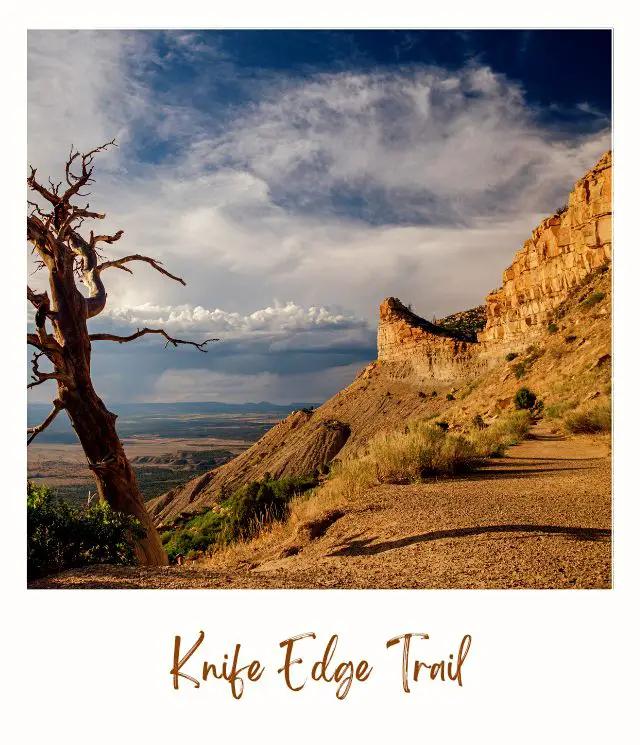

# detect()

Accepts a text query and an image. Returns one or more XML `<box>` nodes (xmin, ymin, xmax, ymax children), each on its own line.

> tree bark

<box><xmin>47</xmin><ymin>252</ymin><xmax>168</xmax><ymax>565</ymax></box>
<box><xmin>26</xmin><ymin>143</ymin><xmax>215</xmax><ymax>567</ymax></box>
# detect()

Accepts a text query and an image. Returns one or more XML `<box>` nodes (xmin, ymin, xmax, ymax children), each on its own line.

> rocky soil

<box><xmin>31</xmin><ymin>424</ymin><xmax>611</xmax><ymax>589</ymax></box>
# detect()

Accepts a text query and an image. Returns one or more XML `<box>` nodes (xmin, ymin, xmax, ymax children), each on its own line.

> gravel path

<box><xmin>30</xmin><ymin>426</ymin><xmax>611</xmax><ymax>589</ymax></box>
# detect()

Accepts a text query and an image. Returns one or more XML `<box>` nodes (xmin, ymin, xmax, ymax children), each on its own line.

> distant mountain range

<box><xmin>27</xmin><ymin>400</ymin><xmax>320</xmax><ymax>444</ymax></box>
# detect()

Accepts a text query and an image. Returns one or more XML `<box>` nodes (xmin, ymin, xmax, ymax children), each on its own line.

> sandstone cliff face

<box><xmin>377</xmin><ymin>152</ymin><xmax>611</xmax><ymax>377</ymax></box>
<box><xmin>377</xmin><ymin>297</ymin><xmax>483</xmax><ymax>381</ymax></box>
<box><xmin>478</xmin><ymin>151</ymin><xmax>612</xmax><ymax>351</ymax></box>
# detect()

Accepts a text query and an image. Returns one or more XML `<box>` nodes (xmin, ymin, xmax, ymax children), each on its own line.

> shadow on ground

<box><xmin>328</xmin><ymin>524</ymin><xmax>611</xmax><ymax>557</ymax></box>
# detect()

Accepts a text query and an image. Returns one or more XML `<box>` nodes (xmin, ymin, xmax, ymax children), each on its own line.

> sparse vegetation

<box><xmin>548</xmin><ymin>345</ymin><xmax>564</xmax><ymax>361</ymax></box>
<box><xmin>581</xmin><ymin>291</ymin><xmax>606</xmax><ymax>309</ymax></box>
<box><xmin>434</xmin><ymin>421</ymin><xmax>449</xmax><ymax>432</ymax></box>
<box><xmin>459</xmin><ymin>381</ymin><xmax>479</xmax><ymax>400</ymax></box>
<box><xmin>512</xmin><ymin>345</ymin><xmax>544</xmax><ymax>379</ymax></box>
<box><xmin>446</xmin><ymin>393</ymin><xmax>455</xmax><ymax>401</ymax></box>
<box><xmin>548</xmin><ymin>322</ymin><xmax>559</xmax><ymax>334</ymax></box>
<box><xmin>471</xmin><ymin>411</ymin><xmax>532</xmax><ymax>457</ymax></box>
<box><xmin>565</xmin><ymin>335</ymin><xmax>578</xmax><ymax>343</ymax></box>
<box><xmin>159</xmin><ymin>474</ymin><xmax>319</xmax><ymax>562</ymax></box>
<box><xmin>367</xmin><ymin>421</ymin><xmax>479</xmax><ymax>484</ymax></box>
<box><xmin>308</xmin><ymin>411</ymin><xmax>533</xmax><ymax>503</ymax></box>
<box><xmin>505</xmin><ymin>352</ymin><xmax>518</xmax><ymax>362</ymax></box>
<box><xmin>545</xmin><ymin>400</ymin><xmax>578</xmax><ymax>419</ymax></box>
<box><xmin>434</xmin><ymin>305</ymin><xmax>487</xmax><ymax>341</ymax></box>
<box><xmin>564</xmin><ymin>404</ymin><xmax>611</xmax><ymax>434</ymax></box>
<box><xmin>27</xmin><ymin>483</ymin><xmax>144</xmax><ymax>579</ymax></box>
<box><xmin>554</xmin><ymin>204</ymin><xmax>568</xmax><ymax>217</ymax></box>
<box><xmin>513</xmin><ymin>361</ymin><xmax>527</xmax><ymax>380</ymax></box>
<box><xmin>471</xmin><ymin>414</ymin><xmax>486</xmax><ymax>430</ymax></box>
<box><xmin>514</xmin><ymin>387</ymin><xmax>538</xmax><ymax>411</ymax></box>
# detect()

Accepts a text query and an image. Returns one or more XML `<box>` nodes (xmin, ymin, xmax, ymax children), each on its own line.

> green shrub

<box><xmin>581</xmin><ymin>291</ymin><xmax>605</xmax><ymax>309</ymax></box>
<box><xmin>160</xmin><ymin>474</ymin><xmax>319</xmax><ymax>561</ymax></box>
<box><xmin>446</xmin><ymin>393</ymin><xmax>455</xmax><ymax>401</ymax></box>
<box><xmin>564</xmin><ymin>405</ymin><xmax>611</xmax><ymax>434</ymax></box>
<box><xmin>548</xmin><ymin>322</ymin><xmax>559</xmax><ymax>334</ymax></box>
<box><xmin>27</xmin><ymin>483</ymin><xmax>144</xmax><ymax>579</ymax></box>
<box><xmin>513</xmin><ymin>361</ymin><xmax>527</xmax><ymax>380</ymax></box>
<box><xmin>514</xmin><ymin>387</ymin><xmax>537</xmax><ymax>411</ymax></box>
<box><xmin>471</xmin><ymin>413</ymin><xmax>486</xmax><ymax>430</ymax></box>
<box><xmin>505</xmin><ymin>352</ymin><xmax>518</xmax><ymax>362</ymax></box>
<box><xmin>554</xmin><ymin>204</ymin><xmax>568</xmax><ymax>217</ymax></box>
<box><xmin>431</xmin><ymin>391</ymin><xmax>438</xmax><ymax>397</ymax></box>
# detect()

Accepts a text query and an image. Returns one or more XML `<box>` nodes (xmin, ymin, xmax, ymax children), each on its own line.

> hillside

<box><xmin>34</xmin><ymin>421</ymin><xmax>610</xmax><ymax>589</ymax></box>
<box><xmin>33</xmin><ymin>151</ymin><xmax>612</xmax><ymax>589</ymax></box>
<box><xmin>149</xmin><ymin>151</ymin><xmax>612</xmax><ymax>527</ymax></box>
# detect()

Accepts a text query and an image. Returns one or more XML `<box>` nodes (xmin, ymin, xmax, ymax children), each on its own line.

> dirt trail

<box><xmin>30</xmin><ymin>425</ymin><xmax>611</xmax><ymax>589</ymax></box>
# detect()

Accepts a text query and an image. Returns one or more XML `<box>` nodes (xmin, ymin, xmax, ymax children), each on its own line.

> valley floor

<box><xmin>30</xmin><ymin>424</ymin><xmax>611</xmax><ymax>590</ymax></box>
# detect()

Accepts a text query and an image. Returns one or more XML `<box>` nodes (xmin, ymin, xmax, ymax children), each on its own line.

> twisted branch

<box><xmin>27</xmin><ymin>285</ymin><xmax>61</xmax><ymax>353</ymax></box>
<box><xmin>89</xmin><ymin>328</ymin><xmax>218</xmax><ymax>351</ymax></box>
<box><xmin>27</xmin><ymin>350</ymin><xmax>67</xmax><ymax>389</ymax></box>
<box><xmin>27</xmin><ymin>333</ymin><xmax>42</xmax><ymax>350</ymax></box>
<box><xmin>97</xmin><ymin>253</ymin><xmax>186</xmax><ymax>285</ymax></box>
<box><xmin>61</xmin><ymin>139</ymin><xmax>116</xmax><ymax>203</ymax></box>
<box><xmin>27</xmin><ymin>399</ymin><xmax>64</xmax><ymax>445</ymax></box>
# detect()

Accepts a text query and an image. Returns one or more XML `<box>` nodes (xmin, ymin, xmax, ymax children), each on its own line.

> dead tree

<box><xmin>27</xmin><ymin>141</ymin><xmax>217</xmax><ymax>566</ymax></box>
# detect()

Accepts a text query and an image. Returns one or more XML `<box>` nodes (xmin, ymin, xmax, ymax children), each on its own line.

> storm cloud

<box><xmin>27</xmin><ymin>31</ymin><xmax>611</xmax><ymax>403</ymax></box>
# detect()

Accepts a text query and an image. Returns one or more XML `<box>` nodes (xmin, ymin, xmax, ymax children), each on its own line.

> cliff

<box><xmin>149</xmin><ymin>151</ymin><xmax>612</xmax><ymax>524</ymax></box>
<box><xmin>376</xmin><ymin>151</ymin><xmax>612</xmax><ymax>375</ymax></box>
<box><xmin>377</xmin><ymin>297</ymin><xmax>484</xmax><ymax>381</ymax></box>
<box><xmin>478</xmin><ymin>151</ymin><xmax>611</xmax><ymax>351</ymax></box>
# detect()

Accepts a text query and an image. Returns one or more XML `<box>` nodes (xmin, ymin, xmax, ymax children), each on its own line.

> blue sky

<box><xmin>27</xmin><ymin>30</ymin><xmax>611</xmax><ymax>404</ymax></box>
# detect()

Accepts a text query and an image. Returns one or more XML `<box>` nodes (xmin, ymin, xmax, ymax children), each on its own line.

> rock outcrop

<box><xmin>150</xmin><ymin>151</ymin><xmax>612</xmax><ymax>524</ymax></box>
<box><xmin>377</xmin><ymin>297</ymin><xmax>484</xmax><ymax>381</ymax></box>
<box><xmin>478</xmin><ymin>151</ymin><xmax>612</xmax><ymax>352</ymax></box>
<box><xmin>377</xmin><ymin>151</ymin><xmax>612</xmax><ymax>376</ymax></box>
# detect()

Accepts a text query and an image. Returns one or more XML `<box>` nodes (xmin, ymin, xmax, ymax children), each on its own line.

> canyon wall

<box><xmin>377</xmin><ymin>151</ymin><xmax>612</xmax><ymax>378</ymax></box>
<box><xmin>478</xmin><ymin>151</ymin><xmax>612</xmax><ymax>352</ymax></box>
<box><xmin>377</xmin><ymin>297</ymin><xmax>484</xmax><ymax>381</ymax></box>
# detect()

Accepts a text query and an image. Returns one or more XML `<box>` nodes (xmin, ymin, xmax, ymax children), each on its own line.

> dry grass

<box><xmin>471</xmin><ymin>411</ymin><xmax>532</xmax><ymax>457</ymax></box>
<box><xmin>206</xmin><ymin>411</ymin><xmax>536</xmax><ymax>568</ymax></box>
<box><xmin>564</xmin><ymin>403</ymin><xmax>611</xmax><ymax>434</ymax></box>
<box><xmin>367</xmin><ymin>421</ymin><xmax>477</xmax><ymax>483</ymax></box>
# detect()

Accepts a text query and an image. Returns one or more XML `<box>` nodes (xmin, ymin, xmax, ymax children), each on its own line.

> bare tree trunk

<box><xmin>62</xmin><ymin>387</ymin><xmax>167</xmax><ymax>565</ymax></box>
<box><xmin>27</xmin><ymin>142</ymin><xmax>216</xmax><ymax>567</ymax></box>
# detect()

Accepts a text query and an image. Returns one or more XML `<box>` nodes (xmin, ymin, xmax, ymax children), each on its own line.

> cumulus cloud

<box><xmin>27</xmin><ymin>31</ymin><xmax>611</xmax><ymax>402</ymax></box>
<box><xmin>101</xmin><ymin>300</ymin><xmax>366</xmax><ymax>335</ymax></box>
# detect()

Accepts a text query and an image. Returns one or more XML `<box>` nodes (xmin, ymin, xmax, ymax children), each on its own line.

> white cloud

<box><xmin>101</xmin><ymin>300</ymin><xmax>366</xmax><ymax>335</ymax></box>
<box><xmin>27</xmin><ymin>31</ymin><xmax>611</xmax><ymax>402</ymax></box>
